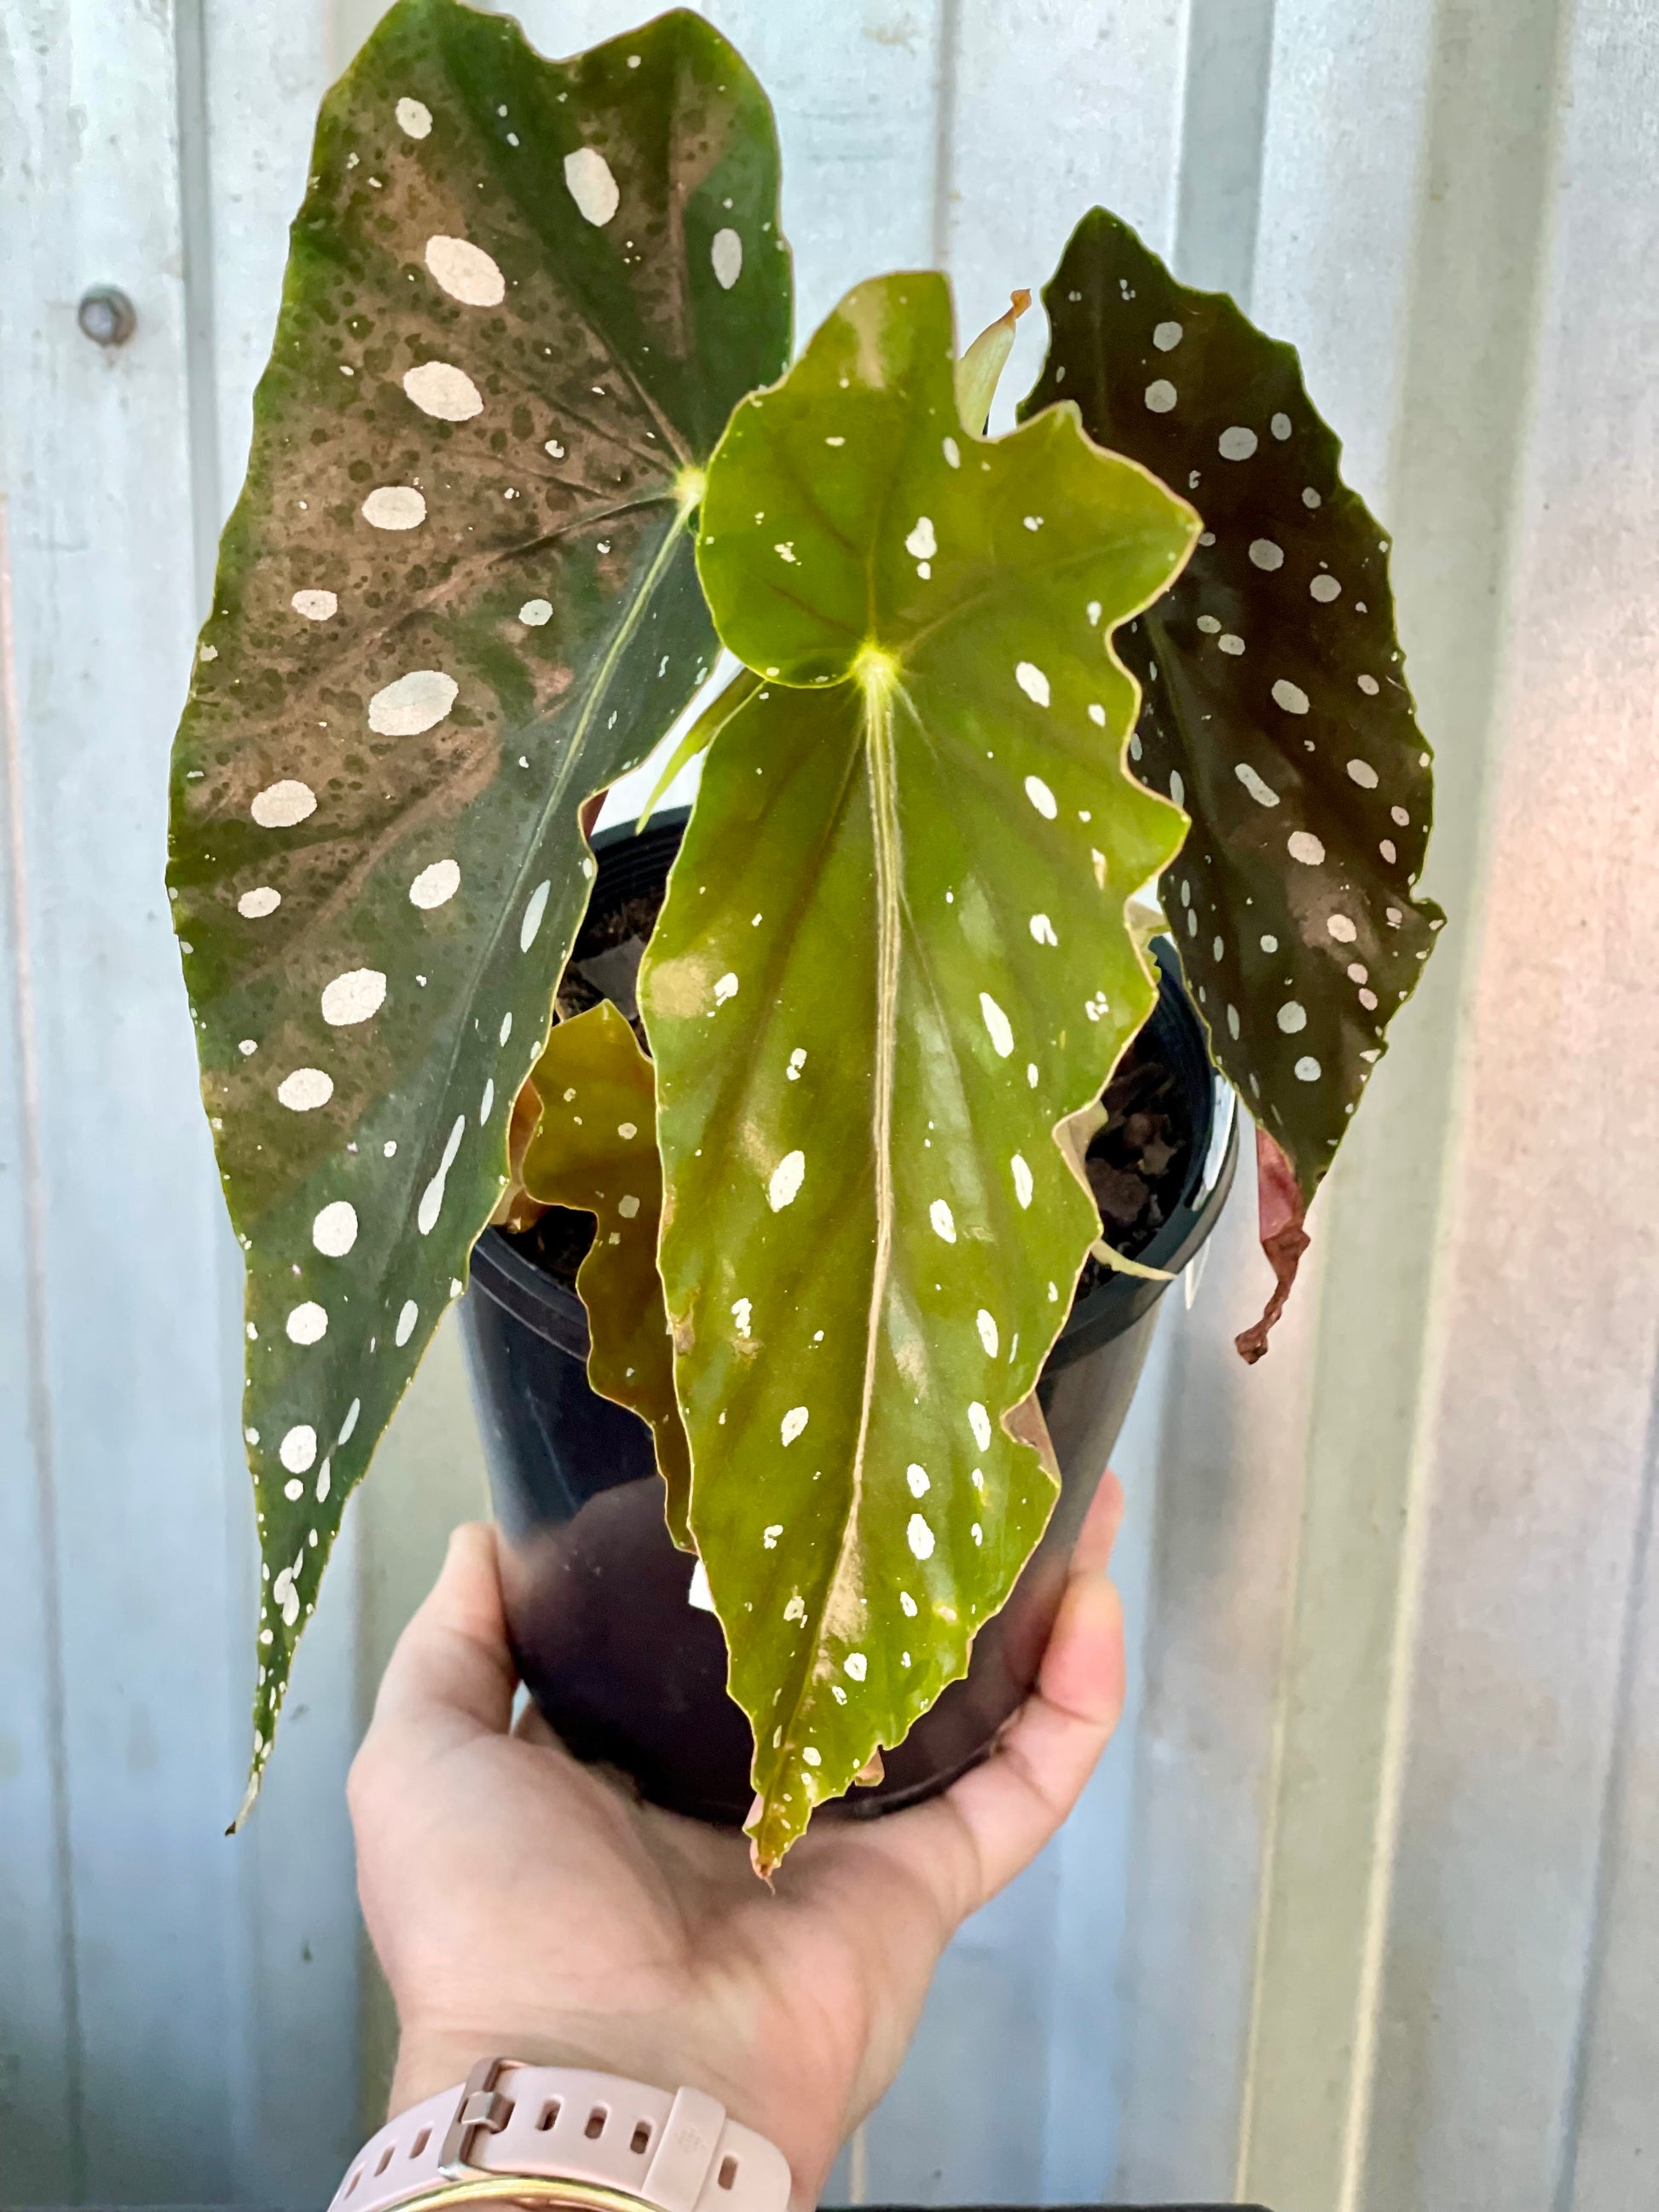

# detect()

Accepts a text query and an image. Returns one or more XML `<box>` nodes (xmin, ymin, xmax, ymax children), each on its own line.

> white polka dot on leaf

<box><xmin>369</xmin><ymin>670</ymin><xmax>457</xmax><ymax>736</ymax></box>
<box><xmin>519</xmin><ymin>881</ymin><xmax>551</xmax><ymax>952</ymax></box>
<box><xmin>252</xmin><ymin>781</ymin><xmax>315</xmax><ymax>829</ymax></box>
<box><xmin>320</xmin><ymin>968</ymin><xmax>386</xmax><ymax>1027</ymax></box>
<box><xmin>1236</xmin><ymin>763</ymin><xmax>1279</xmax><ymax>808</ymax></box>
<box><xmin>979</xmin><ymin>994</ymin><xmax>1014</xmax><ymax>1057</ymax></box>
<box><xmin>362</xmin><ymin>486</ymin><xmax>426</xmax><ymax>530</ymax></box>
<box><xmin>278</xmin><ymin>1067</ymin><xmax>332</xmax><ymax>1112</ymax></box>
<box><xmin>279</xmin><ymin>1424</ymin><xmax>317</xmax><ymax>1475</ymax></box>
<box><xmin>424</xmin><ymin>234</ymin><xmax>505</xmax><ymax>307</ymax></box>
<box><xmin>409</xmin><ymin>858</ymin><xmax>460</xmax><ymax>909</ymax></box>
<box><xmin>564</xmin><ymin>147</ymin><xmax>619</xmax><ymax>225</ymax></box>
<box><xmin>286</xmin><ymin>1302</ymin><xmax>327</xmax><ymax>1346</ymax></box>
<box><xmin>768</xmin><ymin>1150</ymin><xmax>805</xmax><ymax>1210</ymax></box>
<box><xmin>710</xmin><ymin>228</ymin><xmax>743</xmax><ymax>288</ymax></box>
<box><xmin>402</xmin><ymin>362</ymin><xmax>483</xmax><ymax>421</ymax></box>
<box><xmin>312</xmin><ymin>1201</ymin><xmax>357</xmax><ymax>1256</ymax></box>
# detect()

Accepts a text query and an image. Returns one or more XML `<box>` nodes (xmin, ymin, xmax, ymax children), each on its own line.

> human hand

<box><xmin>348</xmin><ymin>1476</ymin><xmax>1125</xmax><ymax>2210</ymax></box>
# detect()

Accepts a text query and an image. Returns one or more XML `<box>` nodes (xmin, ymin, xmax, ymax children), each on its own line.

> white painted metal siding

<box><xmin>3</xmin><ymin>3</ymin><xmax>1655</xmax><ymax>2207</ymax></box>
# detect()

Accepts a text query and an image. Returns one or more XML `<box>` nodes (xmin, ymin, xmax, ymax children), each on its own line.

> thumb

<box><xmin>370</xmin><ymin>1521</ymin><xmax>517</xmax><ymax>1739</ymax></box>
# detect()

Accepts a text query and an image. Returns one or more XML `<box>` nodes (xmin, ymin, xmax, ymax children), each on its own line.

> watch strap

<box><xmin>329</xmin><ymin>2059</ymin><xmax>791</xmax><ymax>2212</ymax></box>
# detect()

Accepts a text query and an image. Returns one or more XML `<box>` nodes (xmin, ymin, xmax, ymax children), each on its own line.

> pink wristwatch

<box><xmin>327</xmin><ymin>2059</ymin><xmax>793</xmax><ymax>2212</ymax></box>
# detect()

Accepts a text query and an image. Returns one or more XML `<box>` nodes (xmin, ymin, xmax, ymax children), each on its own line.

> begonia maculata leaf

<box><xmin>166</xmin><ymin>0</ymin><xmax>789</xmax><ymax>1816</ymax></box>
<box><xmin>521</xmin><ymin>1002</ymin><xmax>690</xmax><ymax>1542</ymax></box>
<box><xmin>1025</xmin><ymin>211</ymin><xmax>1443</xmax><ymax>1239</ymax></box>
<box><xmin>639</xmin><ymin>271</ymin><xmax>1196</xmax><ymax>1868</ymax></box>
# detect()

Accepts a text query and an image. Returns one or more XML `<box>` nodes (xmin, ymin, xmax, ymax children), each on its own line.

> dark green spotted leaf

<box><xmin>521</xmin><ymin>1003</ymin><xmax>689</xmax><ymax>1541</ymax></box>
<box><xmin>167</xmin><ymin>0</ymin><xmax>789</xmax><ymax>1817</ymax></box>
<box><xmin>1024</xmin><ymin>210</ymin><xmax>1443</xmax><ymax>1309</ymax></box>
<box><xmin>639</xmin><ymin>272</ymin><xmax>1195</xmax><ymax>1868</ymax></box>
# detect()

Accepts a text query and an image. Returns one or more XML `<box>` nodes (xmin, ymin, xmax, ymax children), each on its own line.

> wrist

<box><xmin>388</xmin><ymin>2030</ymin><xmax>826</xmax><ymax>2212</ymax></box>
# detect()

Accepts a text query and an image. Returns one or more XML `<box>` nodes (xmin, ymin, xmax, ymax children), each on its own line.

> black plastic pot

<box><xmin>462</xmin><ymin>813</ymin><xmax>1238</xmax><ymax>1828</ymax></box>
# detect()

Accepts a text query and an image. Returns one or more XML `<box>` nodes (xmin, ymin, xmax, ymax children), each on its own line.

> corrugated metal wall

<box><xmin>3</xmin><ymin>3</ymin><xmax>1656</xmax><ymax>2207</ymax></box>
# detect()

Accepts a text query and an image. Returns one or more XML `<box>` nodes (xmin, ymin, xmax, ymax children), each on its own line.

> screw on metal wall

<box><xmin>77</xmin><ymin>287</ymin><xmax>136</xmax><ymax>347</ymax></box>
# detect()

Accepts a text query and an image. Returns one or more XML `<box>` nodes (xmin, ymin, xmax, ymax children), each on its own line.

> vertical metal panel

<box><xmin>1251</xmin><ymin>0</ymin><xmax>1439</xmax><ymax>505</ymax></box>
<box><xmin>1357</xmin><ymin>0</ymin><xmax>1659</xmax><ymax>2201</ymax></box>
<box><xmin>1111</xmin><ymin>1182</ymin><xmax>1321</xmax><ymax>2203</ymax></box>
<box><xmin>0</xmin><ymin>0</ymin><xmax>245</xmax><ymax>2193</ymax></box>
<box><xmin>1172</xmin><ymin>0</ymin><xmax>1277</xmax><ymax>308</ymax></box>
<box><xmin>1229</xmin><ymin>0</ymin><xmax>1575</xmax><ymax>2203</ymax></box>
<box><xmin>1566</xmin><ymin>1418</ymin><xmax>1659</xmax><ymax>2206</ymax></box>
<box><xmin>0</xmin><ymin>496</ymin><xmax>81</xmax><ymax>2200</ymax></box>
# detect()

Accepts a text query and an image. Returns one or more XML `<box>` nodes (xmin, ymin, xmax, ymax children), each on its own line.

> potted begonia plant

<box><xmin>168</xmin><ymin>0</ymin><xmax>1441</xmax><ymax>1869</ymax></box>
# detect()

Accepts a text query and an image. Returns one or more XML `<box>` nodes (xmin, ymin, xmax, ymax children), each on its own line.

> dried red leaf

<box><xmin>1234</xmin><ymin>1126</ymin><xmax>1310</xmax><ymax>1364</ymax></box>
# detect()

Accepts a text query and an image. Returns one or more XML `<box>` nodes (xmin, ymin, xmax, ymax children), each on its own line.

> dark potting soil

<box><xmin>512</xmin><ymin>870</ymin><xmax>1194</xmax><ymax>1300</ymax></box>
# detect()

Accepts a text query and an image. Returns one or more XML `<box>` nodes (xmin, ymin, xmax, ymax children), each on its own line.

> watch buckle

<box><xmin>439</xmin><ymin>2056</ymin><xmax>515</xmax><ymax>2177</ymax></box>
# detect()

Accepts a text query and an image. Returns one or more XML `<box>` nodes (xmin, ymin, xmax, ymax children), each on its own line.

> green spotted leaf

<box><xmin>1024</xmin><ymin>210</ymin><xmax>1443</xmax><ymax>1216</ymax></box>
<box><xmin>521</xmin><ymin>1003</ymin><xmax>690</xmax><ymax>1541</ymax></box>
<box><xmin>166</xmin><ymin>0</ymin><xmax>789</xmax><ymax>1816</ymax></box>
<box><xmin>639</xmin><ymin>272</ymin><xmax>1195</xmax><ymax>1868</ymax></box>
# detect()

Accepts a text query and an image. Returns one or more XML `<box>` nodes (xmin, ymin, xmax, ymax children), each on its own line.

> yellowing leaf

<box><xmin>640</xmin><ymin>272</ymin><xmax>1196</xmax><ymax>1868</ymax></box>
<box><xmin>522</xmin><ymin>1003</ymin><xmax>689</xmax><ymax>1541</ymax></box>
